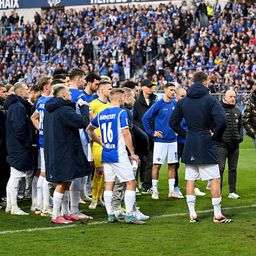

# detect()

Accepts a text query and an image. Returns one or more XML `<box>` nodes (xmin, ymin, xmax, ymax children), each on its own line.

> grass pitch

<box><xmin>0</xmin><ymin>137</ymin><xmax>255</xmax><ymax>256</ymax></box>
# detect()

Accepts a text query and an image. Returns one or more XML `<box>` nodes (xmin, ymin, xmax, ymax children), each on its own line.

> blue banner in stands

<box><xmin>0</xmin><ymin>0</ymin><xmax>153</xmax><ymax>10</ymax></box>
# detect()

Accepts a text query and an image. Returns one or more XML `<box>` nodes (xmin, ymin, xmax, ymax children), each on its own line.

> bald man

<box><xmin>216</xmin><ymin>89</ymin><xmax>243</xmax><ymax>199</ymax></box>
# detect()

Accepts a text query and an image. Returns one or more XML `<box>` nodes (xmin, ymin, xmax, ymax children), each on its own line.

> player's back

<box><xmin>98</xmin><ymin>107</ymin><xmax>129</xmax><ymax>163</ymax></box>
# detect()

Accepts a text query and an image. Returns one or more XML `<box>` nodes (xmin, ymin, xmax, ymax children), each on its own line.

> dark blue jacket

<box><xmin>44</xmin><ymin>98</ymin><xmax>90</xmax><ymax>183</ymax></box>
<box><xmin>4</xmin><ymin>95</ymin><xmax>33</xmax><ymax>172</ymax></box>
<box><xmin>170</xmin><ymin>83</ymin><xmax>226</xmax><ymax>164</ymax></box>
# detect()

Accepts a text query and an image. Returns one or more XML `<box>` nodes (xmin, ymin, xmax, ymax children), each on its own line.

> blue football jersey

<box><xmin>91</xmin><ymin>107</ymin><xmax>129</xmax><ymax>163</ymax></box>
<box><xmin>36</xmin><ymin>96</ymin><xmax>53</xmax><ymax>148</ymax></box>
<box><xmin>69</xmin><ymin>88</ymin><xmax>84</xmax><ymax>103</ymax></box>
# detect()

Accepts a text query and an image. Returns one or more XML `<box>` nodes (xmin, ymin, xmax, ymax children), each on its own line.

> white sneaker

<box><xmin>174</xmin><ymin>187</ymin><xmax>183</xmax><ymax>196</ymax></box>
<box><xmin>5</xmin><ymin>206</ymin><xmax>11</xmax><ymax>213</ymax></box>
<box><xmin>74</xmin><ymin>212</ymin><xmax>93</xmax><ymax>220</ymax></box>
<box><xmin>81</xmin><ymin>194</ymin><xmax>92</xmax><ymax>202</ymax></box>
<box><xmin>40</xmin><ymin>209</ymin><xmax>53</xmax><ymax>217</ymax></box>
<box><xmin>228</xmin><ymin>193</ymin><xmax>240</xmax><ymax>199</ymax></box>
<box><xmin>152</xmin><ymin>190</ymin><xmax>159</xmax><ymax>200</ymax></box>
<box><xmin>11</xmin><ymin>207</ymin><xmax>29</xmax><ymax>216</ymax></box>
<box><xmin>114</xmin><ymin>210</ymin><xmax>126</xmax><ymax>220</ymax></box>
<box><xmin>194</xmin><ymin>188</ymin><xmax>206</xmax><ymax>196</ymax></box>
<box><xmin>134</xmin><ymin>209</ymin><xmax>150</xmax><ymax>221</ymax></box>
<box><xmin>168</xmin><ymin>192</ymin><xmax>184</xmax><ymax>199</ymax></box>
<box><xmin>88</xmin><ymin>200</ymin><xmax>97</xmax><ymax>210</ymax></box>
<box><xmin>98</xmin><ymin>199</ymin><xmax>105</xmax><ymax>207</ymax></box>
<box><xmin>79</xmin><ymin>198</ymin><xmax>86</xmax><ymax>204</ymax></box>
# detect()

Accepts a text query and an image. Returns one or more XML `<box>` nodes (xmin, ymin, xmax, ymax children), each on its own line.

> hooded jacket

<box><xmin>170</xmin><ymin>83</ymin><xmax>226</xmax><ymax>164</ymax></box>
<box><xmin>4</xmin><ymin>94</ymin><xmax>33</xmax><ymax>171</ymax></box>
<box><xmin>243</xmin><ymin>90</ymin><xmax>256</xmax><ymax>139</ymax></box>
<box><xmin>43</xmin><ymin>97</ymin><xmax>89</xmax><ymax>183</ymax></box>
<box><xmin>133</xmin><ymin>91</ymin><xmax>157</xmax><ymax>131</ymax></box>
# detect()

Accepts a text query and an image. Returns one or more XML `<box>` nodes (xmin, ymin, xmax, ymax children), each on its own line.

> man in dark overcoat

<box><xmin>170</xmin><ymin>71</ymin><xmax>232</xmax><ymax>224</ymax></box>
<box><xmin>44</xmin><ymin>84</ymin><xmax>90</xmax><ymax>224</ymax></box>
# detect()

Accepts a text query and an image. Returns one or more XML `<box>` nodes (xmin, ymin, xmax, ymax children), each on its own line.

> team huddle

<box><xmin>2</xmin><ymin>67</ymin><xmax>256</xmax><ymax>225</ymax></box>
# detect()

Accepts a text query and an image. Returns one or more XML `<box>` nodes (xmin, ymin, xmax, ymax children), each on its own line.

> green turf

<box><xmin>0</xmin><ymin>137</ymin><xmax>255</xmax><ymax>256</ymax></box>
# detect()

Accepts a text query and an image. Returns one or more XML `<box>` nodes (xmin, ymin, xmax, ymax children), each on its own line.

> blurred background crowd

<box><xmin>0</xmin><ymin>0</ymin><xmax>255</xmax><ymax>103</ymax></box>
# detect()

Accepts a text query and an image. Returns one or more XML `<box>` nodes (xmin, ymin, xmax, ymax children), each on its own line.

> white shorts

<box><xmin>153</xmin><ymin>142</ymin><xmax>178</xmax><ymax>164</ymax></box>
<box><xmin>185</xmin><ymin>164</ymin><xmax>220</xmax><ymax>181</ymax></box>
<box><xmin>10</xmin><ymin>167</ymin><xmax>27</xmax><ymax>178</ymax></box>
<box><xmin>104</xmin><ymin>162</ymin><xmax>135</xmax><ymax>183</ymax></box>
<box><xmin>40</xmin><ymin>148</ymin><xmax>46</xmax><ymax>171</ymax></box>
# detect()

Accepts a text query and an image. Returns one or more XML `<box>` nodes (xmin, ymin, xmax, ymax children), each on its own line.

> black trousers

<box><xmin>217</xmin><ymin>146</ymin><xmax>239</xmax><ymax>193</ymax></box>
<box><xmin>175</xmin><ymin>142</ymin><xmax>184</xmax><ymax>187</ymax></box>
<box><xmin>0</xmin><ymin>148</ymin><xmax>9</xmax><ymax>199</ymax></box>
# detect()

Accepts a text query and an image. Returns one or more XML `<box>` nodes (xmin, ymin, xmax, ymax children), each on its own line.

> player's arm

<box><xmin>120</xmin><ymin>110</ymin><xmax>139</xmax><ymax>162</ymax></box>
<box><xmin>169</xmin><ymin>100</ymin><xmax>186</xmax><ymax>139</ymax></box>
<box><xmin>86</xmin><ymin>125</ymin><xmax>103</xmax><ymax>146</ymax></box>
<box><xmin>31</xmin><ymin>110</ymin><xmax>39</xmax><ymax>130</ymax></box>
<box><xmin>142</xmin><ymin>102</ymin><xmax>162</xmax><ymax>138</ymax></box>
<box><xmin>86</xmin><ymin>115</ymin><xmax>103</xmax><ymax>146</ymax></box>
<box><xmin>122</xmin><ymin>128</ymin><xmax>138</xmax><ymax>162</ymax></box>
<box><xmin>211</xmin><ymin>100</ymin><xmax>227</xmax><ymax>141</ymax></box>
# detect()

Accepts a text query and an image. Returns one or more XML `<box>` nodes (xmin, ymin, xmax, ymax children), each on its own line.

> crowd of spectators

<box><xmin>0</xmin><ymin>0</ymin><xmax>256</xmax><ymax>98</ymax></box>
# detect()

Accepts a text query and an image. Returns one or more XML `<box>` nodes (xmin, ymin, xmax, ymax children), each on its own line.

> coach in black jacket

<box><xmin>133</xmin><ymin>79</ymin><xmax>157</xmax><ymax>192</ymax></box>
<box><xmin>170</xmin><ymin>72</ymin><xmax>232</xmax><ymax>223</ymax></box>
<box><xmin>44</xmin><ymin>84</ymin><xmax>90</xmax><ymax>223</ymax></box>
<box><xmin>4</xmin><ymin>82</ymin><xmax>33</xmax><ymax>215</ymax></box>
<box><xmin>217</xmin><ymin>90</ymin><xmax>243</xmax><ymax>199</ymax></box>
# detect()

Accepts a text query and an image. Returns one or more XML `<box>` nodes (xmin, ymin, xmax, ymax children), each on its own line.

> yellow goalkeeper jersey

<box><xmin>90</xmin><ymin>98</ymin><xmax>110</xmax><ymax>136</ymax></box>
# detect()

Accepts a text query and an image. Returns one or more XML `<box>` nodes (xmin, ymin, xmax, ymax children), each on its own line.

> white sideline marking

<box><xmin>0</xmin><ymin>204</ymin><xmax>255</xmax><ymax>235</ymax></box>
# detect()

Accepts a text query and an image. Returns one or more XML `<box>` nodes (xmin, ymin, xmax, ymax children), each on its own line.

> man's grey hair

<box><xmin>52</xmin><ymin>84</ymin><xmax>68</xmax><ymax>97</ymax></box>
<box><xmin>14</xmin><ymin>82</ymin><xmax>27</xmax><ymax>93</ymax></box>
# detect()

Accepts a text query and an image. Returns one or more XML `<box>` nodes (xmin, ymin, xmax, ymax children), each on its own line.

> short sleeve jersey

<box><xmin>36</xmin><ymin>95</ymin><xmax>53</xmax><ymax>148</ymax></box>
<box><xmin>90</xmin><ymin>98</ymin><xmax>111</xmax><ymax>137</ymax></box>
<box><xmin>69</xmin><ymin>88</ymin><xmax>84</xmax><ymax>103</ymax></box>
<box><xmin>91</xmin><ymin>107</ymin><xmax>129</xmax><ymax>163</ymax></box>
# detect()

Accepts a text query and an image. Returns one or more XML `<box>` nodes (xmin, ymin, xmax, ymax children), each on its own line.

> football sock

<box><xmin>31</xmin><ymin>176</ymin><xmax>38</xmax><ymax>208</ymax></box>
<box><xmin>36</xmin><ymin>175</ymin><xmax>44</xmax><ymax>210</ymax></box>
<box><xmin>104</xmin><ymin>190</ymin><xmax>113</xmax><ymax>215</ymax></box>
<box><xmin>70</xmin><ymin>178</ymin><xmax>81</xmax><ymax>214</ymax></box>
<box><xmin>42</xmin><ymin>178</ymin><xmax>50</xmax><ymax>212</ymax></box>
<box><xmin>91</xmin><ymin>172</ymin><xmax>101</xmax><ymax>201</ymax></box>
<box><xmin>186</xmin><ymin>195</ymin><xmax>196</xmax><ymax>217</ymax></box>
<box><xmin>97</xmin><ymin>175</ymin><xmax>105</xmax><ymax>201</ymax></box>
<box><xmin>124</xmin><ymin>190</ymin><xmax>136</xmax><ymax>216</ymax></box>
<box><xmin>168</xmin><ymin>179</ymin><xmax>175</xmax><ymax>193</ymax></box>
<box><xmin>6</xmin><ymin>183</ymin><xmax>11</xmax><ymax>209</ymax></box>
<box><xmin>62</xmin><ymin>190</ymin><xmax>70</xmax><ymax>216</ymax></box>
<box><xmin>9</xmin><ymin>176</ymin><xmax>21</xmax><ymax>208</ymax></box>
<box><xmin>81</xmin><ymin>176</ymin><xmax>87</xmax><ymax>198</ymax></box>
<box><xmin>86</xmin><ymin>175</ymin><xmax>92</xmax><ymax>195</ymax></box>
<box><xmin>152</xmin><ymin>179</ymin><xmax>159</xmax><ymax>192</ymax></box>
<box><xmin>212</xmin><ymin>197</ymin><xmax>222</xmax><ymax>218</ymax></box>
<box><xmin>52</xmin><ymin>191</ymin><xmax>63</xmax><ymax>219</ymax></box>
